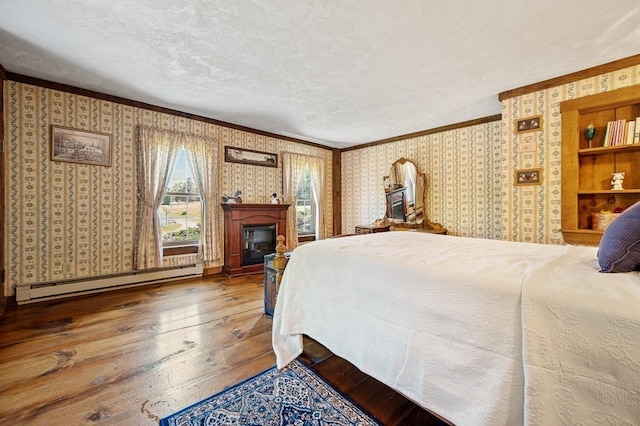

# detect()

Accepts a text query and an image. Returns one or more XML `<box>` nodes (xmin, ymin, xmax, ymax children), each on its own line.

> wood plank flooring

<box><xmin>0</xmin><ymin>274</ymin><xmax>449</xmax><ymax>425</ymax></box>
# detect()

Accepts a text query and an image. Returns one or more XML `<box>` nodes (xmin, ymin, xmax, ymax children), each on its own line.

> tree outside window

<box><xmin>296</xmin><ymin>168</ymin><xmax>315</xmax><ymax>235</ymax></box>
<box><xmin>159</xmin><ymin>147</ymin><xmax>202</xmax><ymax>246</ymax></box>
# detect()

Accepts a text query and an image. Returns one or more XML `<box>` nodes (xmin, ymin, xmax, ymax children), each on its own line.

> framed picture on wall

<box><xmin>224</xmin><ymin>146</ymin><xmax>278</xmax><ymax>168</ymax></box>
<box><xmin>50</xmin><ymin>126</ymin><xmax>112</xmax><ymax>167</ymax></box>
<box><xmin>514</xmin><ymin>115</ymin><xmax>542</xmax><ymax>133</ymax></box>
<box><xmin>514</xmin><ymin>168</ymin><xmax>542</xmax><ymax>186</ymax></box>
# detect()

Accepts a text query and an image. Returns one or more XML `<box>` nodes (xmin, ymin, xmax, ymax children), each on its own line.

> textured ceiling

<box><xmin>1</xmin><ymin>1</ymin><xmax>639</xmax><ymax>148</ymax></box>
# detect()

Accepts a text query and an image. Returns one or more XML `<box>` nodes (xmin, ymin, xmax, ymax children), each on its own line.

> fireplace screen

<box><xmin>242</xmin><ymin>224</ymin><xmax>277</xmax><ymax>266</ymax></box>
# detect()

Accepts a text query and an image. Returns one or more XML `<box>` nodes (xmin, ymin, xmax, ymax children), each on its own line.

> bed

<box><xmin>271</xmin><ymin>231</ymin><xmax>640</xmax><ymax>426</ymax></box>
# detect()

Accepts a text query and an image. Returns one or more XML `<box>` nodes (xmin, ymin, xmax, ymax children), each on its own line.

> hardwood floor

<box><xmin>0</xmin><ymin>274</ymin><xmax>448</xmax><ymax>425</ymax></box>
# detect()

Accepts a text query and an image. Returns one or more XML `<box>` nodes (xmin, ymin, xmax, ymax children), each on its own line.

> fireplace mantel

<box><xmin>221</xmin><ymin>203</ymin><xmax>289</xmax><ymax>276</ymax></box>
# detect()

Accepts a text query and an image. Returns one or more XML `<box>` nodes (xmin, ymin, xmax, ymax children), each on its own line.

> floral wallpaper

<box><xmin>4</xmin><ymin>62</ymin><xmax>640</xmax><ymax>297</ymax></box>
<box><xmin>343</xmin><ymin>64</ymin><xmax>640</xmax><ymax>244</ymax></box>
<box><xmin>3</xmin><ymin>81</ymin><xmax>332</xmax><ymax>295</ymax></box>
<box><xmin>341</xmin><ymin>122</ymin><xmax>503</xmax><ymax>239</ymax></box>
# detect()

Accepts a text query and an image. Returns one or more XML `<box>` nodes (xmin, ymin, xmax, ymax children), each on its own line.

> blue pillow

<box><xmin>597</xmin><ymin>201</ymin><xmax>640</xmax><ymax>273</ymax></box>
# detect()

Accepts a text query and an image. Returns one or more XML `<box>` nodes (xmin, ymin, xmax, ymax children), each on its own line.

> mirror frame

<box><xmin>382</xmin><ymin>158</ymin><xmax>444</xmax><ymax>231</ymax></box>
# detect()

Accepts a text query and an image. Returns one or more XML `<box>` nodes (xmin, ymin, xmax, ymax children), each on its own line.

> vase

<box><xmin>584</xmin><ymin>126</ymin><xmax>596</xmax><ymax>148</ymax></box>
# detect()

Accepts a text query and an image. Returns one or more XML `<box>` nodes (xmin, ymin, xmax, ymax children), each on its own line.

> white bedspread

<box><xmin>272</xmin><ymin>232</ymin><xmax>640</xmax><ymax>425</ymax></box>
<box><xmin>521</xmin><ymin>245</ymin><xmax>640</xmax><ymax>425</ymax></box>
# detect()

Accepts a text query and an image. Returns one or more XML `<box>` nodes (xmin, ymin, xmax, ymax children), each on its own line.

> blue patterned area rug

<box><xmin>159</xmin><ymin>358</ymin><xmax>381</xmax><ymax>425</ymax></box>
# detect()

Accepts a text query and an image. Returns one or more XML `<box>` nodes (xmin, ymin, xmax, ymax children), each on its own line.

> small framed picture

<box><xmin>224</xmin><ymin>146</ymin><xmax>278</xmax><ymax>168</ymax></box>
<box><xmin>514</xmin><ymin>168</ymin><xmax>542</xmax><ymax>186</ymax></box>
<box><xmin>515</xmin><ymin>115</ymin><xmax>542</xmax><ymax>134</ymax></box>
<box><xmin>51</xmin><ymin>126</ymin><xmax>112</xmax><ymax>167</ymax></box>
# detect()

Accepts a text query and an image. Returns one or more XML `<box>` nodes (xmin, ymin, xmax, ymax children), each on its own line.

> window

<box><xmin>158</xmin><ymin>147</ymin><xmax>202</xmax><ymax>248</ymax></box>
<box><xmin>296</xmin><ymin>168</ymin><xmax>315</xmax><ymax>235</ymax></box>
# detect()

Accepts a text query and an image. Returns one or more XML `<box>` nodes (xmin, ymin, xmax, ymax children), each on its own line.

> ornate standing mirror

<box><xmin>382</xmin><ymin>158</ymin><xmax>444</xmax><ymax>231</ymax></box>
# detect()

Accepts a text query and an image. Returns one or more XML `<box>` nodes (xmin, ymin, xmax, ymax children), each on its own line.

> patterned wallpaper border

<box><xmin>341</xmin><ymin>121</ymin><xmax>503</xmax><ymax>239</ymax></box>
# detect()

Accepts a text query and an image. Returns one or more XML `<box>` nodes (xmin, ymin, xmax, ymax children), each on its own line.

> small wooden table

<box><xmin>354</xmin><ymin>224</ymin><xmax>391</xmax><ymax>234</ymax></box>
<box><xmin>390</xmin><ymin>226</ymin><xmax>447</xmax><ymax>235</ymax></box>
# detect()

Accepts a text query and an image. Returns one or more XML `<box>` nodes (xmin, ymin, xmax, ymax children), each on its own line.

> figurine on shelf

<box><xmin>611</xmin><ymin>172</ymin><xmax>625</xmax><ymax>190</ymax></box>
<box><xmin>585</xmin><ymin>123</ymin><xmax>596</xmax><ymax>148</ymax></box>
<box><xmin>270</xmin><ymin>193</ymin><xmax>281</xmax><ymax>204</ymax></box>
<box><xmin>234</xmin><ymin>190</ymin><xmax>243</xmax><ymax>203</ymax></box>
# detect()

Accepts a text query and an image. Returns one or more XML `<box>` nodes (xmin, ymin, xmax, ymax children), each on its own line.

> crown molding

<box><xmin>341</xmin><ymin>114</ymin><xmax>502</xmax><ymax>152</ymax></box>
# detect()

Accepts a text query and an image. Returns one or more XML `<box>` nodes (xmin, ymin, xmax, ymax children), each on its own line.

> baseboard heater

<box><xmin>15</xmin><ymin>264</ymin><xmax>203</xmax><ymax>304</ymax></box>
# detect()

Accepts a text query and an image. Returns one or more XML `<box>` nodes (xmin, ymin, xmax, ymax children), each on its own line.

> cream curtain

<box><xmin>282</xmin><ymin>152</ymin><xmax>328</xmax><ymax>250</ymax></box>
<box><xmin>307</xmin><ymin>155</ymin><xmax>328</xmax><ymax>241</ymax></box>
<box><xmin>282</xmin><ymin>153</ymin><xmax>307</xmax><ymax>250</ymax></box>
<box><xmin>135</xmin><ymin>126</ymin><xmax>183</xmax><ymax>269</ymax></box>
<box><xmin>183</xmin><ymin>134</ymin><xmax>222</xmax><ymax>268</ymax></box>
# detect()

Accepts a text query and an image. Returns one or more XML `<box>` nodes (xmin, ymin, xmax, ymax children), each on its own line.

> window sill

<box><xmin>163</xmin><ymin>245</ymin><xmax>199</xmax><ymax>256</ymax></box>
<box><xmin>298</xmin><ymin>235</ymin><xmax>316</xmax><ymax>243</ymax></box>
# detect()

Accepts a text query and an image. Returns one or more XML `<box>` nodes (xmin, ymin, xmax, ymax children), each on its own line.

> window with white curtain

<box><xmin>296</xmin><ymin>167</ymin><xmax>315</xmax><ymax>235</ymax></box>
<box><xmin>158</xmin><ymin>147</ymin><xmax>202</xmax><ymax>247</ymax></box>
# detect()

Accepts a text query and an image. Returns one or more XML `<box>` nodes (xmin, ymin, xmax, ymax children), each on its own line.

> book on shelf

<box><xmin>612</xmin><ymin>119</ymin><xmax>622</xmax><ymax>146</ymax></box>
<box><xmin>620</xmin><ymin>120</ymin><xmax>628</xmax><ymax>145</ymax></box>
<box><xmin>626</xmin><ymin>120</ymin><xmax>636</xmax><ymax>145</ymax></box>
<box><xmin>604</xmin><ymin>119</ymin><xmax>621</xmax><ymax>146</ymax></box>
<box><xmin>616</xmin><ymin>119</ymin><xmax>627</xmax><ymax>146</ymax></box>
<box><xmin>604</xmin><ymin>121</ymin><xmax>612</xmax><ymax>146</ymax></box>
<box><xmin>603</xmin><ymin>118</ymin><xmax>640</xmax><ymax>146</ymax></box>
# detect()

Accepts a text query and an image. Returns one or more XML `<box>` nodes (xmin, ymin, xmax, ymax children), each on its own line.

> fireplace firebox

<box><xmin>222</xmin><ymin>203</ymin><xmax>289</xmax><ymax>276</ymax></box>
<box><xmin>242</xmin><ymin>224</ymin><xmax>276</xmax><ymax>266</ymax></box>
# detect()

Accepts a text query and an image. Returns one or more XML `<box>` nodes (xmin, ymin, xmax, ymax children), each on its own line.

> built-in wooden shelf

<box><xmin>578</xmin><ymin>144</ymin><xmax>640</xmax><ymax>156</ymax></box>
<box><xmin>578</xmin><ymin>189</ymin><xmax>640</xmax><ymax>194</ymax></box>
<box><xmin>560</xmin><ymin>229</ymin><xmax>605</xmax><ymax>247</ymax></box>
<box><xmin>561</xmin><ymin>85</ymin><xmax>640</xmax><ymax>246</ymax></box>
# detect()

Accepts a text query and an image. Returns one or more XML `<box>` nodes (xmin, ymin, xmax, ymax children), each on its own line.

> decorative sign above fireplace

<box><xmin>224</xmin><ymin>146</ymin><xmax>278</xmax><ymax>168</ymax></box>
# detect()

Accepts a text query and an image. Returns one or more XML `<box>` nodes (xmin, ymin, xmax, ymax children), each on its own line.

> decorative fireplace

<box><xmin>222</xmin><ymin>203</ymin><xmax>289</xmax><ymax>276</ymax></box>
